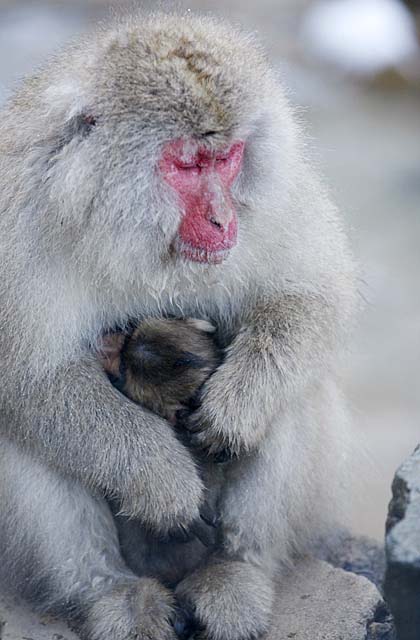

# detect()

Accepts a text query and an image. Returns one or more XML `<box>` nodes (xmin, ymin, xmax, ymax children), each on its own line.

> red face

<box><xmin>159</xmin><ymin>139</ymin><xmax>244</xmax><ymax>264</ymax></box>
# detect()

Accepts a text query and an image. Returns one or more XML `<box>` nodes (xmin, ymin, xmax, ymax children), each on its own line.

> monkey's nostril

<box><xmin>209</xmin><ymin>217</ymin><xmax>223</xmax><ymax>230</ymax></box>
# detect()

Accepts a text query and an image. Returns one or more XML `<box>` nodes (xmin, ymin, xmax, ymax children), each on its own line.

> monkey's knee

<box><xmin>175</xmin><ymin>559</ymin><xmax>274</xmax><ymax>640</ymax></box>
<box><xmin>79</xmin><ymin>577</ymin><xmax>177</xmax><ymax>640</ymax></box>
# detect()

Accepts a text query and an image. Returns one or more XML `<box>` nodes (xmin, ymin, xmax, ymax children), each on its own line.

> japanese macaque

<box><xmin>0</xmin><ymin>9</ymin><xmax>357</xmax><ymax>640</ymax></box>
<box><xmin>99</xmin><ymin>318</ymin><xmax>220</xmax><ymax>424</ymax></box>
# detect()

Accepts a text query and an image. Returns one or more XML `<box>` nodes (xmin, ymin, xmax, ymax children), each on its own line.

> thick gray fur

<box><xmin>0</xmin><ymin>9</ymin><xmax>357</xmax><ymax>640</ymax></box>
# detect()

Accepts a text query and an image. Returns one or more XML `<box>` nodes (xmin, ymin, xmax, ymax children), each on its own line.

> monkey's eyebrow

<box><xmin>174</xmin><ymin>352</ymin><xmax>207</xmax><ymax>369</ymax></box>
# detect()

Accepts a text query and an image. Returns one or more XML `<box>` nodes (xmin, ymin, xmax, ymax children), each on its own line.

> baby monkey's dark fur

<box><xmin>100</xmin><ymin>318</ymin><xmax>221</xmax><ymax>425</ymax></box>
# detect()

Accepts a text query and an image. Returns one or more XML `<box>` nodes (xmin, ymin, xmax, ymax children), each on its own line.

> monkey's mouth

<box><xmin>176</xmin><ymin>241</ymin><xmax>231</xmax><ymax>265</ymax></box>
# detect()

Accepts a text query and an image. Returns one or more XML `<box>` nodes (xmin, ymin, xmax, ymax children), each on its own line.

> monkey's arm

<box><xmin>2</xmin><ymin>351</ymin><xmax>205</xmax><ymax>534</ymax></box>
<box><xmin>187</xmin><ymin>291</ymin><xmax>350</xmax><ymax>456</ymax></box>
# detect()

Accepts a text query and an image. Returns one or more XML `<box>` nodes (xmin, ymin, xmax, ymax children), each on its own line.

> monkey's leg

<box><xmin>0</xmin><ymin>441</ymin><xmax>177</xmax><ymax>640</ymax></box>
<box><xmin>174</xmin><ymin>555</ymin><xmax>274</xmax><ymax>640</ymax></box>
<box><xmin>175</xmin><ymin>383</ymin><xmax>348</xmax><ymax>640</ymax></box>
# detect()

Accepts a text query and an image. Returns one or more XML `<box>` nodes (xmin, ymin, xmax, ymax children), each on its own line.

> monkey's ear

<box><xmin>76</xmin><ymin>112</ymin><xmax>98</xmax><ymax>136</ymax></box>
<box><xmin>50</xmin><ymin>112</ymin><xmax>98</xmax><ymax>155</ymax></box>
<box><xmin>65</xmin><ymin>113</ymin><xmax>98</xmax><ymax>139</ymax></box>
<box><xmin>186</xmin><ymin>319</ymin><xmax>216</xmax><ymax>333</ymax></box>
<box><xmin>43</xmin><ymin>79</ymin><xmax>97</xmax><ymax>136</ymax></box>
<box><xmin>81</xmin><ymin>114</ymin><xmax>97</xmax><ymax>128</ymax></box>
<box><xmin>97</xmin><ymin>333</ymin><xmax>126</xmax><ymax>378</ymax></box>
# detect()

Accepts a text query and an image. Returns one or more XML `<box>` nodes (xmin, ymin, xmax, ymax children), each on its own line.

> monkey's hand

<box><xmin>115</xmin><ymin>415</ymin><xmax>209</xmax><ymax>537</ymax></box>
<box><xmin>10</xmin><ymin>352</ymin><xmax>210</xmax><ymax>538</ymax></box>
<box><xmin>184</xmin><ymin>293</ymin><xmax>343</xmax><ymax>458</ymax></box>
<box><xmin>116</xmin><ymin>424</ymin><xmax>218</xmax><ymax>540</ymax></box>
<box><xmin>184</xmin><ymin>328</ymin><xmax>271</xmax><ymax>458</ymax></box>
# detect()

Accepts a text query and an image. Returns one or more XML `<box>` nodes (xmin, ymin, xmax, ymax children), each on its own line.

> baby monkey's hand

<box><xmin>175</xmin><ymin>403</ymin><xmax>235</xmax><ymax>464</ymax></box>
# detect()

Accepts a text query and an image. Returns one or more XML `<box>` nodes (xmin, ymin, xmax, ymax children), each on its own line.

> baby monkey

<box><xmin>99</xmin><ymin>317</ymin><xmax>224</xmax><ymax>559</ymax></box>
<box><xmin>100</xmin><ymin>318</ymin><xmax>221</xmax><ymax>425</ymax></box>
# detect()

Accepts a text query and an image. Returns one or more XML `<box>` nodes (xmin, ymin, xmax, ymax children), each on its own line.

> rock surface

<box><xmin>269</xmin><ymin>559</ymin><xmax>393</xmax><ymax>640</ymax></box>
<box><xmin>316</xmin><ymin>530</ymin><xmax>387</xmax><ymax>592</ymax></box>
<box><xmin>0</xmin><ymin>559</ymin><xmax>393</xmax><ymax>640</ymax></box>
<box><xmin>384</xmin><ymin>445</ymin><xmax>420</xmax><ymax>640</ymax></box>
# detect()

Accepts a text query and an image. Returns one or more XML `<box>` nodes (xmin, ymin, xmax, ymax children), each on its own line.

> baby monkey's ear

<box><xmin>185</xmin><ymin>319</ymin><xmax>216</xmax><ymax>334</ymax></box>
<box><xmin>98</xmin><ymin>333</ymin><xmax>126</xmax><ymax>378</ymax></box>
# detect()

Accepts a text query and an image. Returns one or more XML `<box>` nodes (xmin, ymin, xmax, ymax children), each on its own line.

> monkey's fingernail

<box><xmin>184</xmin><ymin>412</ymin><xmax>206</xmax><ymax>433</ymax></box>
<box><xmin>164</xmin><ymin>524</ymin><xmax>193</xmax><ymax>544</ymax></box>
<box><xmin>179</xmin><ymin>524</ymin><xmax>194</xmax><ymax>542</ymax></box>
<box><xmin>191</xmin><ymin>520</ymin><xmax>218</xmax><ymax>548</ymax></box>
<box><xmin>173</xmin><ymin>615</ymin><xmax>190</xmax><ymax>639</ymax></box>
<box><xmin>200</xmin><ymin>503</ymin><xmax>219</xmax><ymax>528</ymax></box>
<box><xmin>172</xmin><ymin>602</ymin><xmax>198</xmax><ymax>639</ymax></box>
<box><xmin>185</xmin><ymin>422</ymin><xmax>202</xmax><ymax>434</ymax></box>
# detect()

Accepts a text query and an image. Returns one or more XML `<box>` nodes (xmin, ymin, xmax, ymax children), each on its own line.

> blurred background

<box><xmin>0</xmin><ymin>0</ymin><xmax>418</xmax><ymax>540</ymax></box>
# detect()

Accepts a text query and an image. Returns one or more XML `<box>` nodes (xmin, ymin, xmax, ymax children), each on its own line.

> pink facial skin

<box><xmin>159</xmin><ymin>139</ymin><xmax>244</xmax><ymax>264</ymax></box>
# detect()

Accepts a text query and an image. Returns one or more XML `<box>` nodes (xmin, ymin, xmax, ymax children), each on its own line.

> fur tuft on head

<box><xmin>186</xmin><ymin>319</ymin><xmax>216</xmax><ymax>334</ymax></box>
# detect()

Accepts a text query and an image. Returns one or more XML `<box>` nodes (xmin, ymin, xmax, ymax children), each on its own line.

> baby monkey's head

<box><xmin>100</xmin><ymin>318</ymin><xmax>220</xmax><ymax>424</ymax></box>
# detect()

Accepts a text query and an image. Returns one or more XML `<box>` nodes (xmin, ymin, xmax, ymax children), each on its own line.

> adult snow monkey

<box><xmin>0</xmin><ymin>10</ymin><xmax>357</xmax><ymax>640</ymax></box>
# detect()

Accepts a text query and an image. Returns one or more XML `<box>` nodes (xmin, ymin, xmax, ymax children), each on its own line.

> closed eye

<box><xmin>174</xmin><ymin>352</ymin><xmax>206</xmax><ymax>369</ymax></box>
<box><xmin>175</xmin><ymin>162</ymin><xmax>201</xmax><ymax>171</ymax></box>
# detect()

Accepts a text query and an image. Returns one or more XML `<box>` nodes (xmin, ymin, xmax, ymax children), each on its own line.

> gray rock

<box><xmin>315</xmin><ymin>530</ymin><xmax>387</xmax><ymax>592</ymax></box>
<box><xmin>0</xmin><ymin>559</ymin><xmax>393</xmax><ymax>640</ymax></box>
<box><xmin>268</xmin><ymin>559</ymin><xmax>393</xmax><ymax>640</ymax></box>
<box><xmin>385</xmin><ymin>445</ymin><xmax>420</xmax><ymax>640</ymax></box>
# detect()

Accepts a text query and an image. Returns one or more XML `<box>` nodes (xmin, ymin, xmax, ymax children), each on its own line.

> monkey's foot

<box><xmin>175</xmin><ymin>559</ymin><xmax>274</xmax><ymax>640</ymax></box>
<box><xmin>81</xmin><ymin>578</ymin><xmax>177</xmax><ymax>640</ymax></box>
